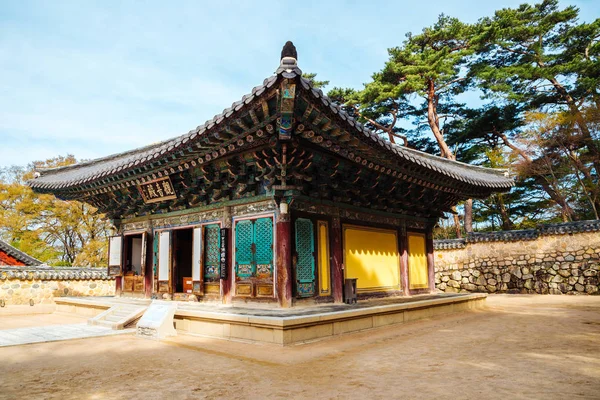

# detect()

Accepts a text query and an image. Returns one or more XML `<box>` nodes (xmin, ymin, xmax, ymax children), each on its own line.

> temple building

<box><xmin>29</xmin><ymin>42</ymin><xmax>513</xmax><ymax>307</ymax></box>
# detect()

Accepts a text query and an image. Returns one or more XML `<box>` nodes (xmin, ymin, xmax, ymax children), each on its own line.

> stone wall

<box><xmin>434</xmin><ymin>220</ymin><xmax>600</xmax><ymax>295</ymax></box>
<box><xmin>0</xmin><ymin>266</ymin><xmax>115</xmax><ymax>305</ymax></box>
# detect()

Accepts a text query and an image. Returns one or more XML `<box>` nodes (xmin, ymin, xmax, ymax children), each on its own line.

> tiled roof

<box><xmin>29</xmin><ymin>75</ymin><xmax>278</xmax><ymax>191</ymax></box>
<box><xmin>0</xmin><ymin>240</ymin><xmax>42</xmax><ymax>266</ymax></box>
<box><xmin>538</xmin><ymin>220</ymin><xmax>600</xmax><ymax>235</ymax></box>
<box><xmin>0</xmin><ymin>265</ymin><xmax>111</xmax><ymax>280</ymax></box>
<box><xmin>434</xmin><ymin>219</ymin><xmax>600</xmax><ymax>248</ymax></box>
<box><xmin>29</xmin><ymin>43</ymin><xmax>513</xmax><ymax>194</ymax></box>
<box><xmin>297</xmin><ymin>76</ymin><xmax>513</xmax><ymax>191</ymax></box>
<box><xmin>466</xmin><ymin>229</ymin><xmax>539</xmax><ymax>242</ymax></box>
<box><xmin>433</xmin><ymin>239</ymin><xmax>466</xmax><ymax>250</ymax></box>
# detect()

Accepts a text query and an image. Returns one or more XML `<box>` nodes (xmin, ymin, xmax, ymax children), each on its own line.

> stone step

<box><xmin>113</xmin><ymin>310</ymin><xmax>134</xmax><ymax>317</ymax></box>
<box><xmin>103</xmin><ymin>314</ymin><xmax>122</xmax><ymax>323</ymax></box>
<box><xmin>88</xmin><ymin>305</ymin><xmax>148</xmax><ymax>330</ymax></box>
<box><xmin>94</xmin><ymin>320</ymin><xmax>117</xmax><ymax>329</ymax></box>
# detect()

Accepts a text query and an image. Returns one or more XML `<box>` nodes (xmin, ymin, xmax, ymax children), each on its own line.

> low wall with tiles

<box><xmin>434</xmin><ymin>220</ymin><xmax>600</xmax><ymax>295</ymax></box>
<box><xmin>0</xmin><ymin>266</ymin><xmax>115</xmax><ymax>305</ymax></box>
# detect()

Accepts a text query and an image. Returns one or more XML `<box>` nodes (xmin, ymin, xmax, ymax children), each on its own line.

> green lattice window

<box><xmin>204</xmin><ymin>224</ymin><xmax>221</xmax><ymax>281</ymax></box>
<box><xmin>235</xmin><ymin>217</ymin><xmax>273</xmax><ymax>279</ymax></box>
<box><xmin>295</xmin><ymin>218</ymin><xmax>315</xmax><ymax>297</ymax></box>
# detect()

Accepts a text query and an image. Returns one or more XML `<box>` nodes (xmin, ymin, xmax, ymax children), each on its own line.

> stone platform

<box><xmin>55</xmin><ymin>293</ymin><xmax>486</xmax><ymax>345</ymax></box>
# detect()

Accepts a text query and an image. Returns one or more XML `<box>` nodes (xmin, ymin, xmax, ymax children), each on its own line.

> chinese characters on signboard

<box><xmin>220</xmin><ymin>228</ymin><xmax>228</xmax><ymax>280</ymax></box>
<box><xmin>138</xmin><ymin>177</ymin><xmax>177</xmax><ymax>204</ymax></box>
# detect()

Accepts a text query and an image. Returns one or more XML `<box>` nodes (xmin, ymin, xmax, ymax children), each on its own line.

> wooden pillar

<box><xmin>222</xmin><ymin>206</ymin><xmax>233</xmax><ymax>304</ymax></box>
<box><xmin>115</xmin><ymin>276</ymin><xmax>122</xmax><ymax>297</ymax></box>
<box><xmin>399</xmin><ymin>225</ymin><xmax>410</xmax><ymax>296</ymax></box>
<box><xmin>144</xmin><ymin>232</ymin><xmax>153</xmax><ymax>299</ymax></box>
<box><xmin>426</xmin><ymin>230</ymin><xmax>436</xmax><ymax>293</ymax></box>
<box><xmin>276</xmin><ymin>209</ymin><xmax>293</xmax><ymax>307</ymax></box>
<box><xmin>331</xmin><ymin>215</ymin><xmax>344</xmax><ymax>303</ymax></box>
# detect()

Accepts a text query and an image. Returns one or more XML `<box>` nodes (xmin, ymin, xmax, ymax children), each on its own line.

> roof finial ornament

<box><xmin>278</xmin><ymin>41</ymin><xmax>301</xmax><ymax>77</ymax></box>
<box><xmin>281</xmin><ymin>41</ymin><xmax>297</xmax><ymax>61</ymax></box>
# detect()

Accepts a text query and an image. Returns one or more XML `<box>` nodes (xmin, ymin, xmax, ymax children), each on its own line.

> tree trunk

<box><xmin>464</xmin><ymin>199</ymin><xmax>473</xmax><ymax>233</ymax></box>
<box><xmin>496</xmin><ymin>194</ymin><xmax>515</xmax><ymax>230</ymax></box>
<box><xmin>496</xmin><ymin>130</ymin><xmax>576</xmax><ymax>222</ymax></box>
<box><xmin>548</xmin><ymin>77</ymin><xmax>600</xmax><ymax>177</ymax></box>
<box><xmin>452</xmin><ymin>211</ymin><xmax>462</xmax><ymax>239</ymax></box>
<box><xmin>426</xmin><ymin>80</ymin><xmax>455</xmax><ymax>160</ymax></box>
<box><xmin>426</xmin><ymin>79</ymin><xmax>464</xmax><ymax>235</ymax></box>
<box><xmin>536</xmin><ymin>178</ymin><xmax>575</xmax><ymax>222</ymax></box>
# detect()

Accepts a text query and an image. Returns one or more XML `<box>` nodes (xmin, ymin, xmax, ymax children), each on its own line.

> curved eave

<box><xmin>296</xmin><ymin>76</ymin><xmax>514</xmax><ymax>197</ymax></box>
<box><xmin>28</xmin><ymin>60</ymin><xmax>514</xmax><ymax>199</ymax></box>
<box><xmin>27</xmin><ymin>75</ymin><xmax>280</xmax><ymax>194</ymax></box>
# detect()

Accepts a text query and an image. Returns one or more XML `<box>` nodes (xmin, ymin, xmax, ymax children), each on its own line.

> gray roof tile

<box><xmin>29</xmin><ymin>54</ymin><xmax>513</xmax><ymax>194</ymax></box>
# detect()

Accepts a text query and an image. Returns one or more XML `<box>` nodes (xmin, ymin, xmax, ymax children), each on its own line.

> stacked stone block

<box><xmin>0</xmin><ymin>266</ymin><xmax>115</xmax><ymax>305</ymax></box>
<box><xmin>434</xmin><ymin>221</ymin><xmax>600</xmax><ymax>295</ymax></box>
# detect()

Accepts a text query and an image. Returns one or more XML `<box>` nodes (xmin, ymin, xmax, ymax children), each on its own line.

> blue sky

<box><xmin>1</xmin><ymin>0</ymin><xmax>598</xmax><ymax>168</ymax></box>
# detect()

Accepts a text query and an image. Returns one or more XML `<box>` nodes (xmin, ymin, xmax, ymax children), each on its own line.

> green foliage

<box><xmin>302</xmin><ymin>73</ymin><xmax>330</xmax><ymax>90</ymax></box>
<box><xmin>335</xmin><ymin>1</ymin><xmax>599</xmax><ymax>232</ymax></box>
<box><xmin>0</xmin><ymin>155</ymin><xmax>110</xmax><ymax>267</ymax></box>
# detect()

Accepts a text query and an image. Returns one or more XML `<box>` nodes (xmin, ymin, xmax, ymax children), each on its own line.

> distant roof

<box><xmin>0</xmin><ymin>240</ymin><xmax>42</xmax><ymax>266</ymax></box>
<box><xmin>29</xmin><ymin>43</ymin><xmax>513</xmax><ymax>197</ymax></box>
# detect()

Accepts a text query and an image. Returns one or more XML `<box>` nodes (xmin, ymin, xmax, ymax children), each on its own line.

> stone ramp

<box><xmin>88</xmin><ymin>304</ymin><xmax>148</xmax><ymax>330</ymax></box>
<box><xmin>0</xmin><ymin>323</ymin><xmax>134</xmax><ymax>347</ymax></box>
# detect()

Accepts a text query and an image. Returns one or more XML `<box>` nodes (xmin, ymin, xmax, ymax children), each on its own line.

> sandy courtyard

<box><xmin>1</xmin><ymin>295</ymin><xmax>599</xmax><ymax>400</ymax></box>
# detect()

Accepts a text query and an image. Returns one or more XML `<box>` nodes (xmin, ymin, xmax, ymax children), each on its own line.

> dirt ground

<box><xmin>0</xmin><ymin>312</ymin><xmax>87</xmax><ymax>329</ymax></box>
<box><xmin>1</xmin><ymin>295</ymin><xmax>599</xmax><ymax>400</ymax></box>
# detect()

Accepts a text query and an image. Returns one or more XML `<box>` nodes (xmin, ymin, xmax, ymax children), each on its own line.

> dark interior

<box><xmin>173</xmin><ymin>228</ymin><xmax>193</xmax><ymax>293</ymax></box>
<box><xmin>124</xmin><ymin>234</ymin><xmax>143</xmax><ymax>275</ymax></box>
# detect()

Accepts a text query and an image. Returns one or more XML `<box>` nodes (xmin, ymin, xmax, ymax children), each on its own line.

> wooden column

<box><xmin>115</xmin><ymin>277</ymin><xmax>122</xmax><ymax>297</ymax></box>
<box><xmin>426</xmin><ymin>230</ymin><xmax>436</xmax><ymax>293</ymax></box>
<box><xmin>276</xmin><ymin>210</ymin><xmax>293</xmax><ymax>307</ymax></box>
<box><xmin>331</xmin><ymin>215</ymin><xmax>344</xmax><ymax>303</ymax></box>
<box><xmin>399</xmin><ymin>225</ymin><xmax>410</xmax><ymax>296</ymax></box>
<box><xmin>144</xmin><ymin>232</ymin><xmax>153</xmax><ymax>299</ymax></box>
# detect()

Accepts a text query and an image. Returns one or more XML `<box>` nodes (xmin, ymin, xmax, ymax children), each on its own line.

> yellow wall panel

<box><xmin>317</xmin><ymin>221</ymin><xmax>330</xmax><ymax>296</ymax></box>
<box><xmin>408</xmin><ymin>233</ymin><xmax>428</xmax><ymax>289</ymax></box>
<box><xmin>344</xmin><ymin>226</ymin><xmax>400</xmax><ymax>292</ymax></box>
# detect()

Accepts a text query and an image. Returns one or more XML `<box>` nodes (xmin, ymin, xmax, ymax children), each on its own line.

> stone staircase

<box><xmin>88</xmin><ymin>304</ymin><xmax>148</xmax><ymax>330</ymax></box>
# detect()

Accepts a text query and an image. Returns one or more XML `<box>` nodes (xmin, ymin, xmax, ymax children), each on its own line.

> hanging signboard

<box><xmin>138</xmin><ymin>176</ymin><xmax>177</xmax><ymax>204</ymax></box>
<box><xmin>219</xmin><ymin>228</ymin><xmax>228</xmax><ymax>280</ymax></box>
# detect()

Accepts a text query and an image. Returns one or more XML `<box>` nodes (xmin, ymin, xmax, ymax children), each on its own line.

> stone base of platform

<box><xmin>55</xmin><ymin>293</ymin><xmax>486</xmax><ymax>345</ymax></box>
<box><xmin>175</xmin><ymin>294</ymin><xmax>486</xmax><ymax>345</ymax></box>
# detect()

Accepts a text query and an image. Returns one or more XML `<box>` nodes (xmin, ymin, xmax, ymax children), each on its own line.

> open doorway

<box><xmin>125</xmin><ymin>234</ymin><xmax>143</xmax><ymax>276</ymax></box>
<box><xmin>172</xmin><ymin>228</ymin><xmax>193</xmax><ymax>293</ymax></box>
<box><xmin>122</xmin><ymin>233</ymin><xmax>145</xmax><ymax>294</ymax></box>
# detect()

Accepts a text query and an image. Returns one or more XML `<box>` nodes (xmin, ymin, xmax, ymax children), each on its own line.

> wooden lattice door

<box><xmin>235</xmin><ymin>220</ymin><xmax>254</xmax><ymax>278</ymax></box>
<box><xmin>203</xmin><ymin>224</ymin><xmax>221</xmax><ymax>281</ymax></box>
<box><xmin>254</xmin><ymin>217</ymin><xmax>273</xmax><ymax>278</ymax></box>
<box><xmin>234</xmin><ymin>217</ymin><xmax>274</xmax><ymax>297</ymax></box>
<box><xmin>295</xmin><ymin>218</ymin><xmax>315</xmax><ymax>297</ymax></box>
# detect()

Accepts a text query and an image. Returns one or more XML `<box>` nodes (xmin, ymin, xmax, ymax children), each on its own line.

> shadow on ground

<box><xmin>0</xmin><ymin>295</ymin><xmax>599</xmax><ymax>400</ymax></box>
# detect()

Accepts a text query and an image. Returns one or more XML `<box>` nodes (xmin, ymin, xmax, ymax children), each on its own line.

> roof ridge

<box><xmin>36</xmin><ymin>137</ymin><xmax>179</xmax><ymax>176</ymax></box>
